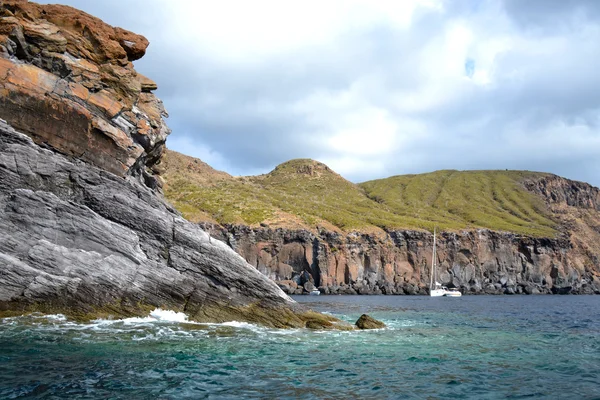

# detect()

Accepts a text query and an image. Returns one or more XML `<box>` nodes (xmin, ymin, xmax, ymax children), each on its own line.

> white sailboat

<box><xmin>429</xmin><ymin>228</ymin><xmax>462</xmax><ymax>297</ymax></box>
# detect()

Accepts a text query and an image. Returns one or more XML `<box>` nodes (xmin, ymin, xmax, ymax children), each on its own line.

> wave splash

<box><xmin>114</xmin><ymin>308</ymin><xmax>191</xmax><ymax>324</ymax></box>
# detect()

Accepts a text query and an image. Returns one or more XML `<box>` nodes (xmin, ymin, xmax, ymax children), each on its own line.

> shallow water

<box><xmin>1</xmin><ymin>296</ymin><xmax>599</xmax><ymax>399</ymax></box>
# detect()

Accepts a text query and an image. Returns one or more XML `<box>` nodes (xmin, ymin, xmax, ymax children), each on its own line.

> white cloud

<box><xmin>157</xmin><ymin>0</ymin><xmax>443</xmax><ymax>63</ymax></box>
<box><xmin>326</xmin><ymin>108</ymin><xmax>397</xmax><ymax>156</ymax></box>
<box><xmin>38</xmin><ymin>0</ymin><xmax>600</xmax><ymax>187</ymax></box>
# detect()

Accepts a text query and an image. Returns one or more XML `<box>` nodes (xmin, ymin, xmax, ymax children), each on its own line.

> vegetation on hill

<box><xmin>360</xmin><ymin>170</ymin><xmax>556</xmax><ymax>236</ymax></box>
<box><xmin>162</xmin><ymin>150</ymin><xmax>558</xmax><ymax>237</ymax></box>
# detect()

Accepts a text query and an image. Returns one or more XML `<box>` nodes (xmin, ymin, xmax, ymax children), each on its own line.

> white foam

<box><xmin>42</xmin><ymin>314</ymin><xmax>68</xmax><ymax>321</ymax></box>
<box><xmin>90</xmin><ymin>308</ymin><xmax>191</xmax><ymax>326</ymax></box>
<box><xmin>219</xmin><ymin>321</ymin><xmax>257</xmax><ymax>329</ymax></box>
<box><xmin>15</xmin><ymin>313</ymin><xmax>68</xmax><ymax>322</ymax></box>
<box><xmin>202</xmin><ymin>320</ymin><xmax>271</xmax><ymax>335</ymax></box>
<box><xmin>119</xmin><ymin>316</ymin><xmax>157</xmax><ymax>324</ymax></box>
<box><xmin>149</xmin><ymin>308</ymin><xmax>190</xmax><ymax>323</ymax></box>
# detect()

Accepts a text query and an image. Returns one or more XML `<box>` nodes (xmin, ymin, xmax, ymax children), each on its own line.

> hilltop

<box><xmin>163</xmin><ymin>151</ymin><xmax>393</xmax><ymax>232</ymax></box>
<box><xmin>163</xmin><ymin>150</ymin><xmax>564</xmax><ymax>237</ymax></box>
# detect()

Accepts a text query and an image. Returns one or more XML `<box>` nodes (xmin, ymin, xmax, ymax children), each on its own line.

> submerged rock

<box><xmin>303</xmin><ymin>311</ymin><xmax>353</xmax><ymax>330</ymax></box>
<box><xmin>305</xmin><ymin>319</ymin><xmax>333</xmax><ymax>330</ymax></box>
<box><xmin>355</xmin><ymin>314</ymin><xmax>386</xmax><ymax>329</ymax></box>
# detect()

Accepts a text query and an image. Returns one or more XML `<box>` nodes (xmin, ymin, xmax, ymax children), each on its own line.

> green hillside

<box><xmin>360</xmin><ymin>170</ymin><xmax>556</xmax><ymax>236</ymax></box>
<box><xmin>162</xmin><ymin>150</ymin><xmax>558</xmax><ymax>237</ymax></box>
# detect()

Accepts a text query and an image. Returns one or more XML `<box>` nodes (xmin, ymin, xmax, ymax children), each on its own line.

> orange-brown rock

<box><xmin>0</xmin><ymin>0</ymin><xmax>169</xmax><ymax>185</ymax></box>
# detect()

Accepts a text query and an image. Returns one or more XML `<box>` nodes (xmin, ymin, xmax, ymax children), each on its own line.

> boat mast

<box><xmin>430</xmin><ymin>227</ymin><xmax>436</xmax><ymax>290</ymax></box>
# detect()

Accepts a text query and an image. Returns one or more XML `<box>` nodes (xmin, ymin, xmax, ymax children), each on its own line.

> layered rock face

<box><xmin>201</xmin><ymin>179</ymin><xmax>600</xmax><ymax>295</ymax></box>
<box><xmin>0</xmin><ymin>121</ymin><xmax>315</xmax><ymax>326</ymax></box>
<box><xmin>0</xmin><ymin>1</ymin><xmax>337</xmax><ymax>327</ymax></box>
<box><xmin>0</xmin><ymin>0</ymin><xmax>168</xmax><ymax>187</ymax></box>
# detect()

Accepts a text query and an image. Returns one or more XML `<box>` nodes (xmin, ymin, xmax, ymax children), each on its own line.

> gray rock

<box><xmin>0</xmin><ymin>121</ymin><xmax>308</xmax><ymax>326</ymax></box>
<box><xmin>523</xmin><ymin>284</ymin><xmax>541</xmax><ymax>295</ymax></box>
<box><xmin>276</xmin><ymin>282</ymin><xmax>292</xmax><ymax>294</ymax></box>
<box><xmin>504</xmin><ymin>287</ymin><xmax>516</xmax><ymax>295</ymax></box>
<box><xmin>404</xmin><ymin>284</ymin><xmax>418</xmax><ymax>295</ymax></box>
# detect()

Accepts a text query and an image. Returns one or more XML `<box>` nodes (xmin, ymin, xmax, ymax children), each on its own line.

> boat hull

<box><xmin>444</xmin><ymin>291</ymin><xmax>462</xmax><ymax>297</ymax></box>
<box><xmin>430</xmin><ymin>288</ymin><xmax>462</xmax><ymax>297</ymax></box>
<box><xmin>430</xmin><ymin>289</ymin><xmax>446</xmax><ymax>297</ymax></box>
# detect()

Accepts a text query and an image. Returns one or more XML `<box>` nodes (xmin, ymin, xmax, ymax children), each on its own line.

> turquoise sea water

<box><xmin>1</xmin><ymin>295</ymin><xmax>599</xmax><ymax>399</ymax></box>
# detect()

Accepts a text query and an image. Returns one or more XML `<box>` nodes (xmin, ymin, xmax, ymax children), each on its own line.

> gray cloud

<box><xmin>502</xmin><ymin>0</ymin><xmax>600</xmax><ymax>29</ymax></box>
<box><xmin>38</xmin><ymin>0</ymin><xmax>600</xmax><ymax>187</ymax></box>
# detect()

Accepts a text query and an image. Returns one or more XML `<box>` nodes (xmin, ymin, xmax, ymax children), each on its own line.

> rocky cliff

<box><xmin>0</xmin><ymin>1</ymin><xmax>339</xmax><ymax>328</ymax></box>
<box><xmin>201</xmin><ymin>220</ymin><xmax>600</xmax><ymax>295</ymax></box>
<box><xmin>203</xmin><ymin>209</ymin><xmax>599</xmax><ymax>297</ymax></box>
<box><xmin>163</xmin><ymin>153</ymin><xmax>600</xmax><ymax>296</ymax></box>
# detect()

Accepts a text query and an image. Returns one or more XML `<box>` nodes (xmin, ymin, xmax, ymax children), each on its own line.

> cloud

<box><xmin>38</xmin><ymin>0</ymin><xmax>600</xmax><ymax>187</ymax></box>
<box><xmin>502</xmin><ymin>0</ymin><xmax>600</xmax><ymax>30</ymax></box>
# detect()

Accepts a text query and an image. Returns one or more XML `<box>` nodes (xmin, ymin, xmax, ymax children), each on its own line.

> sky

<box><xmin>39</xmin><ymin>0</ymin><xmax>600</xmax><ymax>187</ymax></box>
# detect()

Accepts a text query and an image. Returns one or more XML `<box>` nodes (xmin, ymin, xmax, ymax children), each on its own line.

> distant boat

<box><xmin>309</xmin><ymin>288</ymin><xmax>321</xmax><ymax>296</ymax></box>
<box><xmin>430</xmin><ymin>228</ymin><xmax>462</xmax><ymax>297</ymax></box>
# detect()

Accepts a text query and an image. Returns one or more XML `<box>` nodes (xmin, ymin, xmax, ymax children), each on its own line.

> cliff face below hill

<box><xmin>202</xmin><ymin>221</ymin><xmax>600</xmax><ymax>296</ymax></box>
<box><xmin>164</xmin><ymin>150</ymin><xmax>600</xmax><ymax>295</ymax></box>
<box><xmin>0</xmin><ymin>1</ymin><xmax>338</xmax><ymax>328</ymax></box>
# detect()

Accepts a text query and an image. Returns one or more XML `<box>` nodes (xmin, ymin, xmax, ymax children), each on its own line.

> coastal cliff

<box><xmin>164</xmin><ymin>152</ymin><xmax>600</xmax><ymax>295</ymax></box>
<box><xmin>0</xmin><ymin>1</ymin><xmax>336</xmax><ymax>328</ymax></box>
<box><xmin>201</xmin><ymin>223</ymin><xmax>599</xmax><ymax>296</ymax></box>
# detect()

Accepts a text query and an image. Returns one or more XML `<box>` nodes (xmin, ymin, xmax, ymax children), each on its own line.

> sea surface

<box><xmin>1</xmin><ymin>295</ymin><xmax>599</xmax><ymax>399</ymax></box>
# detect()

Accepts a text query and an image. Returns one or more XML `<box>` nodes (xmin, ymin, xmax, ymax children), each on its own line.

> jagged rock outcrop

<box><xmin>200</xmin><ymin>192</ymin><xmax>600</xmax><ymax>296</ymax></box>
<box><xmin>523</xmin><ymin>175</ymin><xmax>600</xmax><ymax>289</ymax></box>
<box><xmin>0</xmin><ymin>120</ymin><xmax>337</xmax><ymax>327</ymax></box>
<box><xmin>0</xmin><ymin>0</ymin><xmax>168</xmax><ymax>188</ymax></box>
<box><xmin>0</xmin><ymin>2</ymin><xmax>340</xmax><ymax>327</ymax></box>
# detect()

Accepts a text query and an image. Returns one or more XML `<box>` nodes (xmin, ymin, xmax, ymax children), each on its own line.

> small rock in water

<box><xmin>355</xmin><ymin>314</ymin><xmax>385</xmax><ymax>329</ymax></box>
